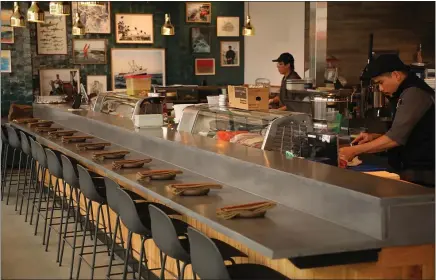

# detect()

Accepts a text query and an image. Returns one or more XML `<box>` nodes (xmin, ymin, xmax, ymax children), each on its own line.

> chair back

<box><xmin>187</xmin><ymin>227</ymin><xmax>231</xmax><ymax>280</ymax></box>
<box><xmin>60</xmin><ymin>155</ymin><xmax>79</xmax><ymax>188</ymax></box>
<box><xmin>148</xmin><ymin>204</ymin><xmax>190</xmax><ymax>261</ymax></box>
<box><xmin>45</xmin><ymin>148</ymin><xmax>63</xmax><ymax>178</ymax></box>
<box><xmin>117</xmin><ymin>188</ymin><xmax>151</xmax><ymax>235</ymax></box>
<box><xmin>34</xmin><ymin>141</ymin><xmax>47</xmax><ymax>169</ymax></box>
<box><xmin>6</xmin><ymin>126</ymin><xmax>20</xmax><ymax>149</ymax></box>
<box><xmin>77</xmin><ymin>165</ymin><xmax>105</xmax><ymax>203</ymax></box>
<box><xmin>19</xmin><ymin>131</ymin><xmax>31</xmax><ymax>155</ymax></box>
<box><xmin>104</xmin><ymin>177</ymin><xmax>122</xmax><ymax>215</ymax></box>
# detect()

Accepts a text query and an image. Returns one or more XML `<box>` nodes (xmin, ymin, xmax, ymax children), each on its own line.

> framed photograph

<box><xmin>1</xmin><ymin>50</ymin><xmax>12</xmax><ymax>73</ymax></box>
<box><xmin>191</xmin><ymin>27</ymin><xmax>211</xmax><ymax>54</ymax></box>
<box><xmin>87</xmin><ymin>75</ymin><xmax>107</xmax><ymax>96</ymax></box>
<box><xmin>73</xmin><ymin>39</ymin><xmax>107</xmax><ymax>64</ymax></box>
<box><xmin>37</xmin><ymin>12</ymin><xmax>67</xmax><ymax>55</ymax></box>
<box><xmin>186</xmin><ymin>2</ymin><xmax>211</xmax><ymax>23</ymax></box>
<box><xmin>195</xmin><ymin>58</ymin><xmax>215</xmax><ymax>76</ymax></box>
<box><xmin>115</xmin><ymin>14</ymin><xmax>154</xmax><ymax>44</ymax></box>
<box><xmin>39</xmin><ymin>68</ymin><xmax>80</xmax><ymax>96</ymax></box>
<box><xmin>1</xmin><ymin>26</ymin><xmax>14</xmax><ymax>44</ymax></box>
<box><xmin>1</xmin><ymin>10</ymin><xmax>12</xmax><ymax>26</ymax></box>
<box><xmin>217</xmin><ymin>17</ymin><xmax>240</xmax><ymax>37</ymax></box>
<box><xmin>111</xmin><ymin>48</ymin><xmax>166</xmax><ymax>91</ymax></box>
<box><xmin>220</xmin><ymin>41</ymin><xmax>240</xmax><ymax>67</ymax></box>
<box><xmin>72</xmin><ymin>2</ymin><xmax>111</xmax><ymax>34</ymax></box>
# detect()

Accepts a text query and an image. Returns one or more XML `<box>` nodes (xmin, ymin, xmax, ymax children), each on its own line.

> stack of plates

<box><xmin>219</xmin><ymin>94</ymin><xmax>227</xmax><ymax>107</ymax></box>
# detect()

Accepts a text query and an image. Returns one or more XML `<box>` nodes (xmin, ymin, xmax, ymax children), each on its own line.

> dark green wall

<box><xmin>1</xmin><ymin>1</ymin><xmax>245</xmax><ymax>117</ymax></box>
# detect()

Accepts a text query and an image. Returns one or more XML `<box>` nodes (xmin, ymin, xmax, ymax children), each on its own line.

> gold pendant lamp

<box><xmin>49</xmin><ymin>2</ymin><xmax>70</xmax><ymax>16</ymax></box>
<box><xmin>72</xmin><ymin>13</ymin><xmax>86</xmax><ymax>35</ymax></box>
<box><xmin>242</xmin><ymin>2</ymin><xmax>255</xmax><ymax>36</ymax></box>
<box><xmin>27</xmin><ymin>1</ymin><xmax>45</xmax><ymax>23</ymax></box>
<box><xmin>161</xmin><ymin>14</ymin><xmax>175</xmax><ymax>36</ymax></box>
<box><xmin>10</xmin><ymin>2</ymin><xmax>26</xmax><ymax>28</ymax></box>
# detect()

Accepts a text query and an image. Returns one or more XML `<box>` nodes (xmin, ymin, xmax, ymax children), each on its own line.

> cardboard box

<box><xmin>228</xmin><ymin>85</ymin><xmax>269</xmax><ymax>111</ymax></box>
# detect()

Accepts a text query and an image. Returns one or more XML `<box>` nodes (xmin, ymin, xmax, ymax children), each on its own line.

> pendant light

<box><xmin>72</xmin><ymin>13</ymin><xmax>86</xmax><ymax>35</ymax></box>
<box><xmin>242</xmin><ymin>2</ymin><xmax>255</xmax><ymax>36</ymax></box>
<box><xmin>10</xmin><ymin>2</ymin><xmax>26</xmax><ymax>28</ymax></box>
<box><xmin>161</xmin><ymin>14</ymin><xmax>175</xmax><ymax>36</ymax></box>
<box><xmin>49</xmin><ymin>2</ymin><xmax>70</xmax><ymax>16</ymax></box>
<box><xmin>79</xmin><ymin>2</ymin><xmax>105</xmax><ymax>6</ymax></box>
<box><xmin>27</xmin><ymin>1</ymin><xmax>45</xmax><ymax>23</ymax></box>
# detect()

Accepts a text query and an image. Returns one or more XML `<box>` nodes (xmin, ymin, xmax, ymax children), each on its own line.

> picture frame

<box><xmin>191</xmin><ymin>27</ymin><xmax>211</xmax><ymax>54</ymax></box>
<box><xmin>1</xmin><ymin>50</ymin><xmax>12</xmax><ymax>73</ymax></box>
<box><xmin>37</xmin><ymin>12</ymin><xmax>67</xmax><ymax>55</ymax></box>
<box><xmin>111</xmin><ymin>48</ymin><xmax>166</xmax><ymax>91</ymax></box>
<box><xmin>195</xmin><ymin>58</ymin><xmax>215</xmax><ymax>76</ymax></box>
<box><xmin>217</xmin><ymin>17</ymin><xmax>240</xmax><ymax>37</ymax></box>
<box><xmin>1</xmin><ymin>26</ymin><xmax>14</xmax><ymax>44</ymax></box>
<box><xmin>39</xmin><ymin>68</ymin><xmax>80</xmax><ymax>97</ymax></box>
<box><xmin>115</xmin><ymin>14</ymin><xmax>154</xmax><ymax>44</ymax></box>
<box><xmin>87</xmin><ymin>75</ymin><xmax>107</xmax><ymax>96</ymax></box>
<box><xmin>220</xmin><ymin>41</ymin><xmax>240</xmax><ymax>67</ymax></box>
<box><xmin>1</xmin><ymin>10</ymin><xmax>13</xmax><ymax>26</ymax></box>
<box><xmin>72</xmin><ymin>2</ymin><xmax>111</xmax><ymax>34</ymax></box>
<box><xmin>73</xmin><ymin>39</ymin><xmax>107</xmax><ymax>64</ymax></box>
<box><xmin>186</xmin><ymin>2</ymin><xmax>211</xmax><ymax>23</ymax></box>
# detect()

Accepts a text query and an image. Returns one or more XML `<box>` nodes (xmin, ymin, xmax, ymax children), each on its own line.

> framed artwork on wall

<box><xmin>186</xmin><ymin>2</ymin><xmax>211</xmax><ymax>23</ymax></box>
<box><xmin>217</xmin><ymin>17</ymin><xmax>240</xmax><ymax>37</ymax></box>
<box><xmin>87</xmin><ymin>75</ymin><xmax>107</xmax><ymax>96</ymax></box>
<box><xmin>1</xmin><ymin>26</ymin><xmax>14</xmax><ymax>44</ymax></box>
<box><xmin>195</xmin><ymin>58</ymin><xmax>215</xmax><ymax>75</ymax></box>
<box><xmin>37</xmin><ymin>12</ymin><xmax>67</xmax><ymax>55</ymax></box>
<box><xmin>72</xmin><ymin>2</ymin><xmax>111</xmax><ymax>34</ymax></box>
<box><xmin>220</xmin><ymin>41</ymin><xmax>240</xmax><ymax>67</ymax></box>
<box><xmin>39</xmin><ymin>68</ymin><xmax>80</xmax><ymax>96</ymax></box>
<box><xmin>111</xmin><ymin>48</ymin><xmax>166</xmax><ymax>91</ymax></box>
<box><xmin>1</xmin><ymin>50</ymin><xmax>12</xmax><ymax>73</ymax></box>
<box><xmin>1</xmin><ymin>10</ymin><xmax>12</xmax><ymax>26</ymax></box>
<box><xmin>115</xmin><ymin>14</ymin><xmax>154</xmax><ymax>44</ymax></box>
<box><xmin>73</xmin><ymin>39</ymin><xmax>107</xmax><ymax>64</ymax></box>
<box><xmin>191</xmin><ymin>27</ymin><xmax>211</xmax><ymax>53</ymax></box>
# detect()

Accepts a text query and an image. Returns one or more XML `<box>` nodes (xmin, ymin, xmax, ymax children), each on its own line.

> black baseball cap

<box><xmin>362</xmin><ymin>54</ymin><xmax>409</xmax><ymax>80</ymax></box>
<box><xmin>272</xmin><ymin>53</ymin><xmax>295</xmax><ymax>65</ymax></box>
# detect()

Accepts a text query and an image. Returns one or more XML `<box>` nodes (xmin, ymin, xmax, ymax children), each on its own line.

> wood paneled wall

<box><xmin>304</xmin><ymin>2</ymin><xmax>435</xmax><ymax>85</ymax></box>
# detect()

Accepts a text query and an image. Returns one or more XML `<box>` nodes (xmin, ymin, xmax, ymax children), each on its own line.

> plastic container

<box><xmin>125</xmin><ymin>74</ymin><xmax>152</xmax><ymax>96</ymax></box>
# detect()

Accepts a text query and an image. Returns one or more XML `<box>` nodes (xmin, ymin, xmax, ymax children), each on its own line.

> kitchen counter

<box><xmin>16</xmin><ymin>104</ymin><xmax>433</xmax><ymax>261</ymax></box>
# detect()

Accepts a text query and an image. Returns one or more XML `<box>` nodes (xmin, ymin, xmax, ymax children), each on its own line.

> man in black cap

<box><xmin>340</xmin><ymin>54</ymin><xmax>435</xmax><ymax>187</ymax></box>
<box><xmin>270</xmin><ymin>52</ymin><xmax>301</xmax><ymax>110</ymax></box>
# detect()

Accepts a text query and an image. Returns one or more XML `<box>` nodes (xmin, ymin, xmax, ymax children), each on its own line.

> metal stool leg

<box><xmin>1</xmin><ymin>144</ymin><xmax>9</xmax><ymax>197</ymax></box>
<box><xmin>160</xmin><ymin>252</ymin><xmax>167</xmax><ymax>280</ymax></box>
<box><xmin>122</xmin><ymin>231</ymin><xmax>134</xmax><ymax>280</ymax></box>
<box><xmin>24</xmin><ymin>159</ymin><xmax>36</xmax><ymax>222</ymax></box>
<box><xmin>45</xmin><ymin>178</ymin><xmax>60</xmax><ymax>250</ymax></box>
<box><xmin>74</xmin><ymin>199</ymin><xmax>92</xmax><ymax>280</ymax></box>
<box><xmin>106</xmin><ymin>214</ymin><xmax>120</xmax><ymax>278</ymax></box>
<box><xmin>29</xmin><ymin>164</ymin><xmax>41</xmax><ymax>225</ymax></box>
<box><xmin>5</xmin><ymin>148</ymin><xmax>16</xmax><ymax>205</ymax></box>
<box><xmin>59</xmin><ymin>185</ymin><xmax>74</xmax><ymax>266</ymax></box>
<box><xmin>34</xmin><ymin>167</ymin><xmax>47</xmax><ymax>236</ymax></box>
<box><xmin>17</xmin><ymin>154</ymin><xmax>30</xmax><ymax>213</ymax></box>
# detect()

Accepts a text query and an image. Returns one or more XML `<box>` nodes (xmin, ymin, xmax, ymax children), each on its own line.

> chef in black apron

<box><xmin>339</xmin><ymin>54</ymin><xmax>435</xmax><ymax>187</ymax></box>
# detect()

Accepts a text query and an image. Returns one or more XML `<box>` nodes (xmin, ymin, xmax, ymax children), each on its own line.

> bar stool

<box><xmin>75</xmin><ymin>165</ymin><xmax>113</xmax><ymax>280</ymax></box>
<box><xmin>14</xmin><ymin>131</ymin><xmax>33</xmax><ymax>213</ymax></box>
<box><xmin>58</xmin><ymin>155</ymin><xmax>90</xmax><ymax>279</ymax></box>
<box><xmin>104</xmin><ymin>177</ymin><xmax>148</xmax><ymax>279</ymax></box>
<box><xmin>148</xmin><ymin>205</ymin><xmax>247</xmax><ymax>280</ymax></box>
<box><xmin>115</xmin><ymin>185</ymin><xmax>184</xmax><ymax>280</ymax></box>
<box><xmin>187</xmin><ymin>227</ymin><xmax>291</xmax><ymax>280</ymax></box>
<box><xmin>44</xmin><ymin>148</ymin><xmax>68</xmax><ymax>261</ymax></box>
<box><xmin>30</xmin><ymin>141</ymin><xmax>50</xmax><ymax>237</ymax></box>
<box><xmin>25</xmin><ymin>137</ymin><xmax>40</xmax><ymax>223</ymax></box>
<box><xmin>4</xmin><ymin>126</ymin><xmax>23</xmax><ymax>205</ymax></box>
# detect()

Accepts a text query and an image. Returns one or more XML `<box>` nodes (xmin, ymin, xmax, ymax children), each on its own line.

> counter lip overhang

<box><xmin>34</xmin><ymin>103</ymin><xmax>434</xmax><ymax>201</ymax></box>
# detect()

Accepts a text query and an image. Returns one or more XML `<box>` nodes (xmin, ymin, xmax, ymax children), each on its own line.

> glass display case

<box><xmin>178</xmin><ymin>104</ymin><xmax>313</xmax><ymax>154</ymax></box>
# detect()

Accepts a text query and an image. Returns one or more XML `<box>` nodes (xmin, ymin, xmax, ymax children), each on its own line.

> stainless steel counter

<box><xmin>19</xmin><ymin>103</ymin><xmax>434</xmax><ymax>259</ymax></box>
